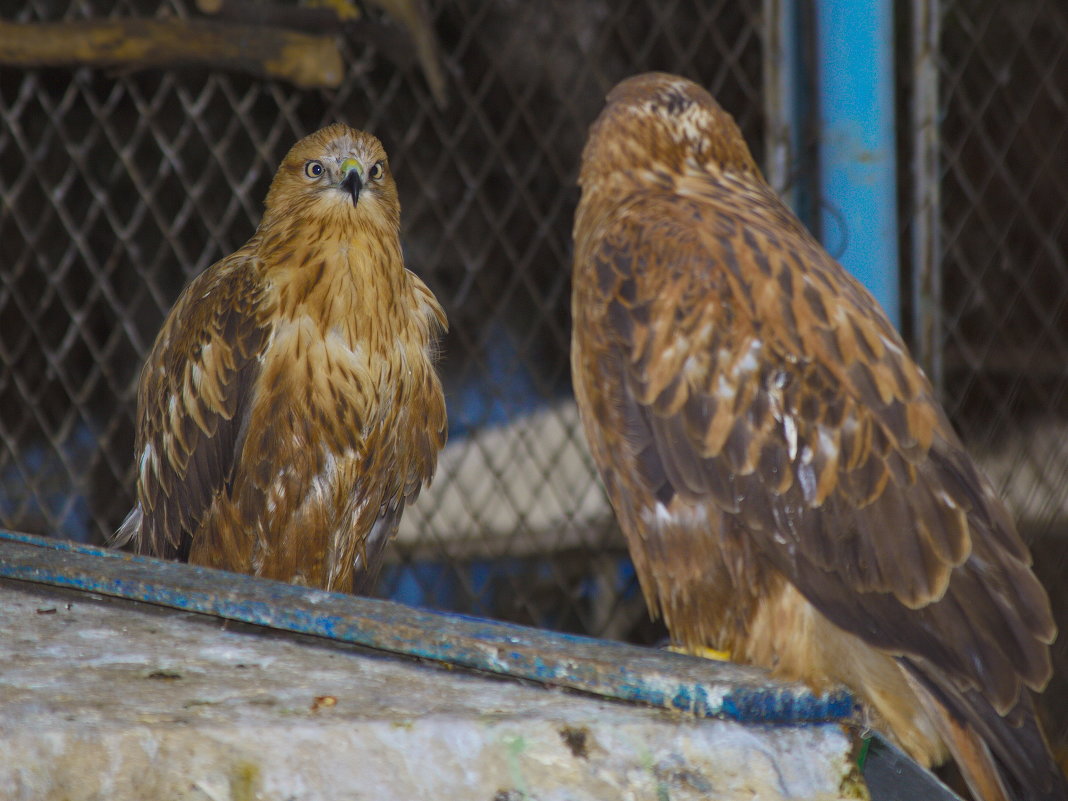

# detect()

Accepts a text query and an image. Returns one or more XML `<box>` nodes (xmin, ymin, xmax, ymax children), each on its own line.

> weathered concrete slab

<box><xmin>0</xmin><ymin>579</ymin><xmax>863</xmax><ymax>801</ymax></box>
<box><xmin>0</xmin><ymin>531</ymin><xmax>856</xmax><ymax>726</ymax></box>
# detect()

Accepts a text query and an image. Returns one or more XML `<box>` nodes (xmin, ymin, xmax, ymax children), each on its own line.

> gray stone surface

<box><xmin>0</xmin><ymin>579</ymin><xmax>863</xmax><ymax>800</ymax></box>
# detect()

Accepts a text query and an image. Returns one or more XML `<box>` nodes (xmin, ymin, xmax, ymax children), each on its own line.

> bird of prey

<box><xmin>114</xmin><ymin>123</ymin><xmax>447</xmax><ymax>594</ymax></box>
<box><xmin>571</xmin><ymin>72</ymin><xmax>1066</xmax><ymax>801</ymax></box>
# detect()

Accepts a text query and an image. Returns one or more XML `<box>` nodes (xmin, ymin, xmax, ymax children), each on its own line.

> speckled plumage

<box><xmin>571</xmin><ymin>73</ymin><xmax>1065</xmax><ymax>801</ymax></box>
<box><xmin>115</xmin><ymin>123</ymin><xmax>447</xmax><ymax>594</ymax></box>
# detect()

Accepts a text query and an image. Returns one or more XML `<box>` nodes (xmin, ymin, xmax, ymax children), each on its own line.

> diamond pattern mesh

<box><xmin>0</xmin><ymin>0</ymin><xmax>761</xmax><ymax>640</ymax></box>
<box><xmin>934</xmin><ymin>0</ymin><xmax>1068</xmax><ymax>539</ymax></box>
<box><xmin>926</xmin><ymin>0</ymin><xmax>1068</xmax><ymax>742</ymax></box>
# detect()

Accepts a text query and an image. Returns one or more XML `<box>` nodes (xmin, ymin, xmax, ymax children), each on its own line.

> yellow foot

<box><xmin>668</xmin><ymin>644</ymin><xmax>732</xmax><ymax>662</ymax></box>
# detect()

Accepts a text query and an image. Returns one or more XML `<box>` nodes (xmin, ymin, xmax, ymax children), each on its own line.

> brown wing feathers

<box><xmin>132</xmin><ymin>260</ymin><xmax>271</xmax><ymax>560</ymax></box>
<box><xmin>572</xmin><ymin>73</ymin><xmax>1065</xmax><ymax>801</ymax></box>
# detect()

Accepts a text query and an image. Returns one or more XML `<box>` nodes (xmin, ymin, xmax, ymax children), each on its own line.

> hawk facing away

<box><xmin>115</xmin><ymin>123</ymin><xmax>447</xmax><ymax>594</ymax></box>
<box><xmin>571</xmin><ymin>73</ymin><xmax>1066</xmax><ymax>801</ymax></box>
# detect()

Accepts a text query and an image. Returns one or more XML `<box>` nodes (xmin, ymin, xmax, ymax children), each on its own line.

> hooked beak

<box><xmin>339</xmin><ymin>158</ymin><xmax>362</xmax><ymax>207</ymax></box>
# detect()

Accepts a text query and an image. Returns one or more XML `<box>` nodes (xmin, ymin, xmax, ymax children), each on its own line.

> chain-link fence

<box><xmin>1</xmin><ymin>0</ymin><xmax>1066</xmax><ymax>651</ymax></box>
<box><xmin>917</xmin><ymin>0</ymin><xmax>1068</xmax><ymax>744</ymax></box>
<box><xmin>931</xmin><ymin>0</ymin><xmax>1068</xmax><ymax>539</ymax></box>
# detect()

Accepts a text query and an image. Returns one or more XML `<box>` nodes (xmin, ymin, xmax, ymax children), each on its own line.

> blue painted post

<box><xmin>814</xmin><ymin>0</ymin><xmax>901</xmax><ymax>329</ymax></box>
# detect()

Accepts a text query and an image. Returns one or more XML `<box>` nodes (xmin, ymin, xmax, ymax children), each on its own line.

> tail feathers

<box><xmin>903</xmin><ymin>660</ymin><xmax>1068</xmax><ymax>801</ymax></box>
<box><xmin>931</xmin><ymin>696</ymin><xmax>1014</xmax><ymax>801</ymax></box>
<box><xmin>109</xmin><ymin>505</ymin><xmax>143</xmax><ymax>549</ymax></box>
<box><xmin>351</xmin><ymin>503</ymin><xmax>403</xmax><ymax>595</ymax></box>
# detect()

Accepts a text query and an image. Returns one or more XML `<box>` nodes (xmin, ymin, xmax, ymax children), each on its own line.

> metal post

<box><xmin>911</xmin><ymin>0</ymin><xmax>943</xmax><ymax>390</ymax></box>
<box><xmin>814</xmin><ymin>0</ymin><xmax>902</xmax><ymax>330</ymax></box>
<box><xmin>764</xmin><ymin>0</ymin><xmax>801</xmax><ymax>207</ymax></box>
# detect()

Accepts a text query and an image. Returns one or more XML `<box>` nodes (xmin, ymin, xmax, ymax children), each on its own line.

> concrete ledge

<box><xmin>1</xmin><ymin>580</ymin><xmax>861</xmax><ymax>801</ymax></box>
<box><xmin>2</xmin><ymin>532</ymin><xmax>963</xmax><ymax>800</ymax></box>
<box><xmin>0</xmin><ymin>531</ymin><xmax>856</xmax><ymax>725</ymax></box>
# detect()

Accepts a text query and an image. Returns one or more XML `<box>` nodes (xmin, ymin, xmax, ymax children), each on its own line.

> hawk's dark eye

<box><xmin>369</xmin><ymin>161</ymin><xmax>384</xmax><ymax>181</ymax></box>
<box><xmin>304</xmin><ymin>160</ymin><xmax>324</xmax><ymax>179</ymax></box>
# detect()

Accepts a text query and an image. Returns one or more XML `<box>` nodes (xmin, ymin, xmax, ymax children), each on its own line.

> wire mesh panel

<box><xmin>924</xmin><ymin>0</ymin><xmax>1068</xmax><ymax>538</ymax></box>
<box><xmin>0</xmin><ymin>0</ymin><xmax>763</xmax><ymax>640</ymax></box>
<box><xmin>917</xmin><ymin>0</ymin><xmax>1068</xmax><ymax>749</ymax></box>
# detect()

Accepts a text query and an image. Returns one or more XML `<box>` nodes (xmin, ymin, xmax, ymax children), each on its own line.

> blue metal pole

<box><xmin>815</xmin><ymin>0</ymin><xmax>901</xmax><ymax>329</ymax></box>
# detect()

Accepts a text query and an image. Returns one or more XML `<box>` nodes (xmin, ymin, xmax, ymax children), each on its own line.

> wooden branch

<box><xmin>0</xmin><ymin>18</ymin><xmax>344</xmax><ymax>90</ymax></box>
<box><xmin>194</xmin><ymin>0</ymin><xmax>415</xmax><ymax>70</ymax></box>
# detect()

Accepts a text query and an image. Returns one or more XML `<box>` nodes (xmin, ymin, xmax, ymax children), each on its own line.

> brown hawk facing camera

<box><xmin>114</xmin><ymin>123</ymin><xmax>447</xmax><ymax>594</ymax></box>
<box><xmin>571</xmin><ymin>73</ymin><xmax>1066</xmax><ymax>801</ymax></box>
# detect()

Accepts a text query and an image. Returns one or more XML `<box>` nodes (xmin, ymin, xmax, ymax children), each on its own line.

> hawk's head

<box><xmin>579</xmin><ymin>72</ymin><xmax>760</xmax><ymax>187</ymax></box>
<box><xmin>263</xmin><ymin>123</ymin><xmax>400</xmax><ymax>233</ymax></box>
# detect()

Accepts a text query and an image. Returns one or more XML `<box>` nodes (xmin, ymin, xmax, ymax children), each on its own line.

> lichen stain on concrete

<box><xmin>558</xmin><ymin>725</ymin><xmax>589</xmax><ymax>759</ymax></box>
<box><xmin>146</xmin><ymin>668</ymin><xmax>183</xmax><ymax>681</ymax></box>
<box><xmin>229</xmin><ymin>760</ymin><xmax>260</xmax><ymax>801</ymax></box>
<box><xmin>502</xmin><ymin>735</ymin><xmax>531</xmax><ymax>798</ymax></box>
<box><xmin>838</xmin><ymin>734</ymin><xmax>872</xmax><ymax>801</ymax></box>
<box><xmin>656</xmin><ymin>766</ymin><xmax>712</xmax><ymax>796</ymax></box>
<box><xmin>839</xmin><ymin>770</ymin><xmax>872</xmax><ymax>801</ymax></box>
